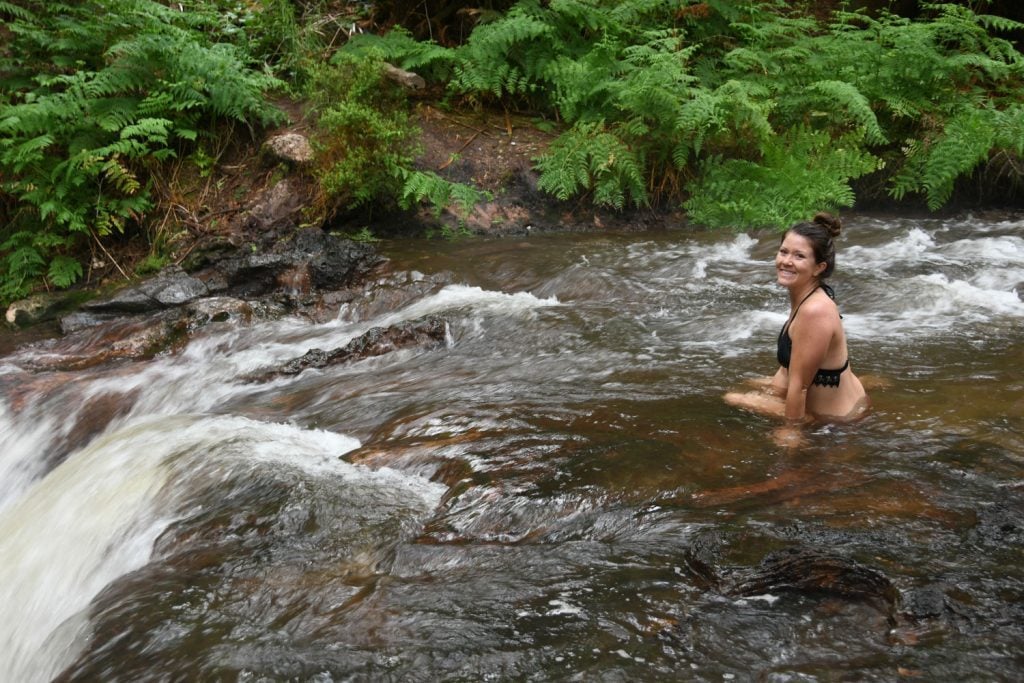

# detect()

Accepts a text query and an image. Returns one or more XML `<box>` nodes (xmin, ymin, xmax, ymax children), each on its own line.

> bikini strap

<box><xmin>783</xmin><ymin>285</ymin><xmax>820</xmax><ymax>332</ymax></box>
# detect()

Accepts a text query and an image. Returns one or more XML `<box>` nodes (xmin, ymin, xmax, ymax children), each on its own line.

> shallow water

<box><xmin>1</xmin><ymin>213</ymin><xmax>1022</xmax><ymax>681</ymax></box>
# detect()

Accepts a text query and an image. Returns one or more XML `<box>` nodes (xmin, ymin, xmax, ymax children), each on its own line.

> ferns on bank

<box><xmin>308</xmin><ymin>51</ymin><xmax>486</xmax><ymax>222</ymax></box>
<box><xmin>0</xmin><ymin>0</ymin><xmax>283</xmax><ymax>301</ymax></box>
<box><xmin>535</xmin><ymin>121</ymin><xmax>647</xmax><ymax>210</ymax></box>
<box><xmin>360</xmin><ymin>0</ymin><xmax>1024</xmax><ymax>227</ymax></box>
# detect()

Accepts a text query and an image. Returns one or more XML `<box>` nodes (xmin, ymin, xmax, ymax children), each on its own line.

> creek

<box><xmin>1</xmin><ymin>213</ymin><xmax>1022</xmax><ymax>681</ymax></box>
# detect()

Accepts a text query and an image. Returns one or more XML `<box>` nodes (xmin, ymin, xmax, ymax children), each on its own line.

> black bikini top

<box><xmin>776</xmin><ymin>284</ymin><xmax>848</xmax><ymax>388</ymax></box>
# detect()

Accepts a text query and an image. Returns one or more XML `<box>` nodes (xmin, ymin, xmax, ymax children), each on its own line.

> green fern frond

<box><xmin>921</xmin><ymin>108</ymin><xmax>996</xmax><ymax>209</ymax></box>
<box><xmin>398</xmin><ymin>169</ymin><xmax>488</xmax><ymax>217</ymax></box>
<box><xmin>101</xmin><ymin>156</ymin><xmax>142</xmax><ymax>195</ymax></box>
<box><xmin>535</xmin><ymin>121</ymin><xmax>647</xmax><ymax>209</ymax></box>
<box><xmin>806</xmin><ymin>80</ymin><xmax>886</xmax><ymax>145</ymax></box>
<box><xmin>0</xmin><ymin>133</ymin><xmax>55</xmax><ymax>170</ymax></box>
<box><xmin>0</xmin><ymin>1</ymin><xmax>30</xmax><ymax>19</ymax></box>
<box><xmin>685</xmin><ymin>126</ymin><xmax>879</xmax><ymax>229</ymax></box>
<box><xmin>47</xmin><ymin>254</ymin><xmax>83</xmax><ymax>288</ymax></box>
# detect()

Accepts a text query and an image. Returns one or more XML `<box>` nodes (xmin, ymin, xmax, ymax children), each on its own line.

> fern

<box><xmin>685</xmin><ymin>126</ymin><xmax>880</xmax><ymax>228</ymax></box>
<box><xmin>805</xmin><ymin>80</ymin><xmax>887</xmax><ymax>145</ymax></box>
<box><xmin>889</xmin><ymin>107</ymin><xmax>998</xmax><ymax>209</ymax></box>
<box><xmin>0</xmin><ymin>0</ymin><xmax>285</xmax><ymax>300</ymax></box>
<box><xmin>399</xmin><ymin>169</ymin><xmax>490</xmax><ymax>218</ymax></box>
<box><xmin>535</xmin><ymin>121</ymin><xmax>647</xmax><ymax>210</ymax></box>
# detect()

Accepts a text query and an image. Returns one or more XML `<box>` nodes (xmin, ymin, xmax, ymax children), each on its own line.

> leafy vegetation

<box><xmin>2</xmin><ymin>0</ymin><xmax>1023</xmax><ymax>304</ymax></box>
<box><xmin>0</xmin><ymin>0</ymin><xmax>284</xmax><ymax>301</ymax></box>
<box><xmin>354</xmin><ymin>0</ymin><xmax>1024</xmax><ymax>227</ymax></box>
<box><xmin>306</xmin><ymin>50</ymin><xmax>488</xmax><ymax>224</ymax></box>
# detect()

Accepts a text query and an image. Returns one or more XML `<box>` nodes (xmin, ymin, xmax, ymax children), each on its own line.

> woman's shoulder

<box><xmin>797</xmin><ymin>291</ymin><xmax>840</xmax><ymax>322</ymax></box>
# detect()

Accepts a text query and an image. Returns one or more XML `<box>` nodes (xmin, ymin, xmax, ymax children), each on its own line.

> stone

<box><xmin>263</xmin><ymin>132</ymin><xmax>314</xmax><ymax>165</ymax></box>
<box><xmin>82</xmin><ymin>265</ymin><xmax>209</xmax><ymax>314</ymax></box>
<box><xmin>727</xmin><ymin>546</ymin><xmax>899</xmax><ymax>609</ymax></box>
<box><xmin>6</xmin><ymin>292</ymin><xmax>69</xmax><ymax>328</ymax></box>
<box><xmin>383</xmin><ymin>63</ymin><xmax>426</xmax><ymax>91</ymax></box>
<box><xmin>265</xmin><ymin>315</ymin><xmax>448</xmax><ymax>378</ymax></box>
<box><xmin>241</xmin><ymin>178</ymin><xmax>305</xmax><ymax>237</ymax></box>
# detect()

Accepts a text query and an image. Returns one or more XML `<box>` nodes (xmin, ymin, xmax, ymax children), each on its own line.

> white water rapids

<box><xmin>1</xmin><ymin>213</ymin><xmax>1022</xmax><ymax>681</ymax></box>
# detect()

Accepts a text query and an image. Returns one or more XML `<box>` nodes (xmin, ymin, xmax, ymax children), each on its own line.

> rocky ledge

<box><xmin>2</xmin><ymin>227</ymin><xmax>452</xmax><ymax>373</ymax></box>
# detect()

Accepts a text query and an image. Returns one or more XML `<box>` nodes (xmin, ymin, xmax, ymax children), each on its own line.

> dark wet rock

<box><xmin>970</xmin><ymin>500</ymin><xmax>1024</xmax><ymax>545</ymax></box>
<box><xmin>899</xmin><ymin>584</ymin><xmax>949</xmax><ymax>620</ymax></box>
<box><xmin>682</xmin><ymin>532</ymin><xmax>899</xmax><ymax>616</ymax></box>
<box><xmin>12</xmin><ymin>227</ymin><xmax>384</xmax><ymax>371</ymax></box>
<box><xmin>27</xmin><ymin>311</ymin><xmax>190</xmax><ymax>371</ymax></box>
<box><xmin>209</xmin><ymin>228</ymin><xmax>384</xmax><ymax>301</ymax></box>
<box><xmin>240</xmin><ymin>178</ymin><xmax>307</xmax><ymax>237</ymax></box>
<box><xmin>39</xmin><ymin>297</ymin><xmax>292</xmax><ymax>370</ymax></box>
<box><xmin>288</xmin><ymin>227</ymin><xmax>384</xmax><ymax>290</ymax></box>
<box><xmin>60</xmin><ymin>310</ymin><xmax>125</xmax><ymax>335</ymax></box>
<box><xmin>682</xmin><ymin>529</ymin><xmax>725</xmax><ymax>592</ymax></box>
<box><xmin>182</xmin><ymin>296</ymin><xmax>282</xmax><ymax>331</ymax></box>
<box><xmin>726</xmin><ymin>547</ymin><xmax>899</xmax><ymax>609</ymax></box>
<box><xmin>332</xmin><ymin>270</ymin><xmax>452</xmax><ymax>323</ymax></box>
<box><xmin>81</xmin><ymin>265</ymin><xmax>209</xmax><ymax>315</ymax></box>
<box><xmin>263</xmin><ymin>315</ymin><xmax>448</xmax><ymax>379</ymax></box>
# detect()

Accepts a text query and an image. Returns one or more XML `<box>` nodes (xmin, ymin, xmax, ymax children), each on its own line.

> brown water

<box><xmin>1</xmin><ymin>214</ymin><xmax>1022</xmax><ymax>681</ymax></box>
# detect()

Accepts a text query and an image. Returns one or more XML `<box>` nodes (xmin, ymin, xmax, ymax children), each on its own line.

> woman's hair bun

<box><xmin>812</xmin><ymin>212</ymin><xmax>842</xmax><ymax>239</ymax></box>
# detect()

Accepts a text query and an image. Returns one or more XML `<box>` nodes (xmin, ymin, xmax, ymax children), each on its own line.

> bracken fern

<box><xmin>0</xmin><ymin>0</ymin><xmax>283</xmax><ymax>302</ymax></box>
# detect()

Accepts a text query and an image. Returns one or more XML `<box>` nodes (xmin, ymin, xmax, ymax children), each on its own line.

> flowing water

<box><xmin>1</xmin><ymin>214</ymin><xmax>1022</xmax><ymax>681</ymax></box>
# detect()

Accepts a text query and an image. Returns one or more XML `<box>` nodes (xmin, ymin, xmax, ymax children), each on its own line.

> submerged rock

<box><xmin>682</xmin><ymin>532</ymin><xmax>899</xmax><ymax>617</ymax></box>
<box><xmin>265</xmin><ymin>315</ymin><xmax>449</xmax><ymax>378</ymax></box>
<box><xmin>727</xmin><ymin>546</ymin><xmax>899</xmax><ymax>609</ymax></box>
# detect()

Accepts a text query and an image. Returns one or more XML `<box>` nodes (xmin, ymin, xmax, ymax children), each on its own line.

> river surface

<box><xmin>1</xmin><ymin>214</ymin><xmax>1022</xmax><ymax>681</ymax></box>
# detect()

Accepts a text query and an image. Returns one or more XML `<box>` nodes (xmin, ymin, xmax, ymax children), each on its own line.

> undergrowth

<box><xmin>0</xmin><ymin>0</ymin><xmax>285</xmax><ymax>302</ymax></box>
<box><xmin>349</xmin><ymin>0</ymin><xmax>1024</xmax><ymax>228</ymax></box>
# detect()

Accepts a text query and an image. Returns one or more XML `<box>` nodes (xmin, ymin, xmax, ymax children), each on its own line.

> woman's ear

<box><xmin>814</xmin><ymin>261</ymin><xmax>827</xmax><ymax>277</ymax></box>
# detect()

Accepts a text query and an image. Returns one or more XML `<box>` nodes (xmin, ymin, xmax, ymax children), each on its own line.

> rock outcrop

<box><xmin>259</xmin><ymin>315</ymin><xmax>449</xmax><ymax>380</ymax></box>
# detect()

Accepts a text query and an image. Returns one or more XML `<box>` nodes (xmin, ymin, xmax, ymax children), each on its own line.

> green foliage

<box><xmin>399</xmin><ymin>169</ymin><xmax>490</xmax><ymax>217</ymax></box>
<box><xmin>0</xmin><ymin>0</ymin><xmax>284</xmax><ymax>302</ymax></box>
<box><xmin>685</xmin><ymin>127</ymin><xmax>881</xmax><ymax>228</ymax></box>
<box><xmin>346</xmin><ymin>27</ymin><xmax>456</xmax><ymax>82</ymax></box>
<box><xmin>310</xmin><ymin>50</ymin><xmax>486</xmax><ymax>222</ymax></box>
<box><xmin>309</xmin><ymin>51</ymin><xmax>420</xmax><ymax>213</ymax></box>
<box><xmin>370</xmin><ymin>0</ymin><xmax>1024</xmax><ymax>227</ymax></box>
<box><xmin>534</xmin><ymin>121</ymin><xmax>647</xmax><ymax>210</ymax></box>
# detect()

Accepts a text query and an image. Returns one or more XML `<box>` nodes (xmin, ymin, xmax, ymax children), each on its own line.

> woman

<box><xmin>724</xmin><ymin>212</ymin><xmax>869</xmax><ymax>446</ymax></box>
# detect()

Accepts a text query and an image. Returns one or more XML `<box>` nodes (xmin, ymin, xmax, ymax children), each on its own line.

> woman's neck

<box><xmin>789</xmin><ymin>280</ymin><xmax>819</xmax><ymax>308</ymax></box>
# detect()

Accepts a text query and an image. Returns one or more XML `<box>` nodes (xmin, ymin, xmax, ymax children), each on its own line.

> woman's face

<box><xmin>775</xmin><ymin>231</ymin><xmax>825</xmax><ymax>290</ymax></box>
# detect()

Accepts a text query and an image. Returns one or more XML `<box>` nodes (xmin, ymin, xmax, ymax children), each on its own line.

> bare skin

<box><xmin>724</xmin><ymin>232</ymin><xmax>869</xmax><ymax>446</ymax></box>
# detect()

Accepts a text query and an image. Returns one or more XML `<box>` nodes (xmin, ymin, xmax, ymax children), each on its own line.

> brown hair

<box><xmin>784</xmin><ymin>212</ymin><xmax>842</xmax><ymax>279</ymax></box>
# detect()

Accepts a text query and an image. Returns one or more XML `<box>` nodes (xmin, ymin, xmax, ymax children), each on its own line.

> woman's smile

<box><xmin>775</xmin><ymin>232</ymin><xmax>822</xmax><ymax>289</ymax></box>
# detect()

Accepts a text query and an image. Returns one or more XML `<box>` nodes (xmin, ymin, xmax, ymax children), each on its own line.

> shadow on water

<box><xmin>1</xmin><ymin>213</ymin><xmax>1023</xmax><ymax>681</ymax></box>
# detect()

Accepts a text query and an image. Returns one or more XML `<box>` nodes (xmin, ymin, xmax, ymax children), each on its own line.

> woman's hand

<box><xmin>772</xmin><ymin>425</ymin><xmax>808</xmax><ymax>450</ymax></box>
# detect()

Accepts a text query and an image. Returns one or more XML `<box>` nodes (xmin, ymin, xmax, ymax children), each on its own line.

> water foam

<box><xmin>0</xmin><ymin>412</ymin><xmax>441</xmax><ymax>683</ymax></box>
<box><xmin>383</xmin><ymin>284</ymin><xmax>561</xmax><ymax>322</ymax></box>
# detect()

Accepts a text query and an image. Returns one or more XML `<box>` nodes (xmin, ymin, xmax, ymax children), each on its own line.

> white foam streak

<box><xmin>0</xmin><ymin>402</ymin><xmax>61</xmax><ymax>513</ymax></box>
<box><xmin>0</xmin><ymin>407</ymin><xmax>443</xmax><ymax>683</ymax></box>
<box><xmin>844</xmin><ymin>228</ymin><xmax>942</xmax><ymax>271</ymax></box>
<box><xmin>381</xmin><ymin>284</ymin><xmax>560</xmax><ymax>324</ymax></box>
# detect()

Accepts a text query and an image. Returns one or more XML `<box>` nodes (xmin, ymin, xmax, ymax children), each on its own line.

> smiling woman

<box><xmin>724</xmin><ymin>213</ymin><xmax>869</xmax><ymax>446</ymax></box>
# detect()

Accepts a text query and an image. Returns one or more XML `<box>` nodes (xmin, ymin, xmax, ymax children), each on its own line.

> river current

<box><xmin>1</xmin><ymin>213</ymin><xmax>1022</xmax><ymax>681</ymax></box>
